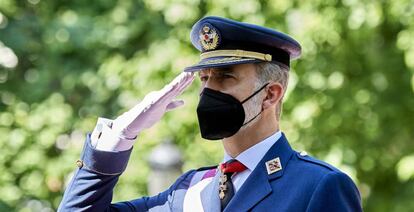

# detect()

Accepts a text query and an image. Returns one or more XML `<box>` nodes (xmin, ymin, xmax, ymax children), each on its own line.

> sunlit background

<box><xmin>0</xmin><ymin>0</ymin><xmax>413</xmax><ymax>211</ymax></box>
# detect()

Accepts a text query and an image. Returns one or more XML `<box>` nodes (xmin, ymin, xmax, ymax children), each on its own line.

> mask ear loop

<box><xmin>241</xmin><ymin>82</ymin><xmax>270</xmax><ymax>104</ymax></box>
<box><xmin>241</xmin><ymin>82</ymin><xmax>270</xmax><ymax>126</ymax></box>
<box><xmin>242</xmin><ymin>108</ymin><xmax>263</xmax><ymax>126</ymax></box>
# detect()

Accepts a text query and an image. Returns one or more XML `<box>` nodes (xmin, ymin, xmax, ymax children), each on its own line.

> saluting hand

<box><xmin>112</xmin><ymin>72</ymin><xmax>195</xmax><ymax>139</ymax></box>
<box><xmin>91</xmin><ymin>72</ymin><xmax>194</xmax><ymax>151</ymax></box>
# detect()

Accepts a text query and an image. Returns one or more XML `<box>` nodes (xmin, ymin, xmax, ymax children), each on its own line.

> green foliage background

<box><xmin>0</xmin><ymin>0</ymin><xmax>413</xmax><ymax>211</ymax></box>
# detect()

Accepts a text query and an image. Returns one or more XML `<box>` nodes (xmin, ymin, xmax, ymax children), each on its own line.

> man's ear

<box><xmin>262</xmin><ymin>82</ymin><xmax>284</xmax><ymax>109</ymax></box>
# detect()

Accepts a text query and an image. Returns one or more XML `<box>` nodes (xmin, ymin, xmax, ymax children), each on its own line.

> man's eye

<box><xmin>200</xmin><ymin>76</ymin><xmax>208</xmax><ymax>81</ymax></box>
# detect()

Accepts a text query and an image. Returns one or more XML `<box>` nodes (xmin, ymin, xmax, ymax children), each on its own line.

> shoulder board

<box><xmin>295</xmin><ymin>151</ymin><xmax>338</xmax><ymax>172</ymax></box>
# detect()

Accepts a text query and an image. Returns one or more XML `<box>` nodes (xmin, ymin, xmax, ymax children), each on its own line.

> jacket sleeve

<box><xmin>58</xmin><ymin>134</ymin><xmax>194</xmax><ymax>212</ymax></box>
<box><xmin>306</xmin><ymin>171</ymin><xmax>363</xmax><ymax>212</ymax></box>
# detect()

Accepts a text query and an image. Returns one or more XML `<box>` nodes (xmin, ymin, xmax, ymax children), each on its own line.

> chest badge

<box><xmin>219</xmin><ymin>174</ymin><xmax>228</xmax><ymax>200</ymax></box>
<box><xmin>265</xmin><ymin>157</ymin><xmax>282</xmax><ymax>175</ymax></box>
<box><xmin>199</xmin><ymin>24</ymin><xmax>220</xmax><ymax>51</ymax></box>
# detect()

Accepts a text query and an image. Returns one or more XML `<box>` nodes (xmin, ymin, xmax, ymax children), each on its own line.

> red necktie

<box><xmin>219</xmin><ymin>159</ymin><xmax>247</xmax><ymax>211</ymax></box>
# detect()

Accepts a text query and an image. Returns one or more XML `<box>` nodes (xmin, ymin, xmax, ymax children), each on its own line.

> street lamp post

<box><xmin>147</xmin><ymin>139</ymin><xmax>183</xmax><ymax>195</ymax></box>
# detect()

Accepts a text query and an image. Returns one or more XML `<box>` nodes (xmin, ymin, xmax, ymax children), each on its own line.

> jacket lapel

<box><xmin>224</xmin><ymin>134</ymin><xmax>294</xmax><ymax>211</ymax></box>
<box><xmin>200</xmin><ymin>168</ymin><xmax>221</xmax><ymax>212</ymax></box>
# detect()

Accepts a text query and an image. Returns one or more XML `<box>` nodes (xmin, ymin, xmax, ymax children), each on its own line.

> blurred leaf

<box><xmin>0</xmin><ymin>0</ymin><xmax>413</xmax><ymax>211</ymax></box>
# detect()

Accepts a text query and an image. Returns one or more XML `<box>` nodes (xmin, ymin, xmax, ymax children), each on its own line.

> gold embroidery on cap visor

<box><xmin>199</xmin><ymin>25</ymin><xmax>219</xmax><ymax>50</ymax></box>
<box><xmin>200</xmin><ymin>50</ymin><xmax>272</xmax><ymax>62</ymax></box>
<box><xmin>198</xmin><ymin>57</ymin><xmax>255</xmax><ymax>66</ymax></box>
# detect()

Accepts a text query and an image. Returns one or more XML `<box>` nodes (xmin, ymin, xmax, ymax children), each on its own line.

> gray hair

<box><xmin>254</xmin><ymin>62</ymin><xmax>289</xmax><ymax>120</ymax></box>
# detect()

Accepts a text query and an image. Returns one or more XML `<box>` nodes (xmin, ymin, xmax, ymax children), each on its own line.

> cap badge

<box><xmin>199</xmin><ymin>25</ymin><xmax>220</xmax><ymax>51</ymax></box>
<box><xmin>265</xmin><ymin>157</ymin><xmax>282</xmax><ymax>175</ymax></box>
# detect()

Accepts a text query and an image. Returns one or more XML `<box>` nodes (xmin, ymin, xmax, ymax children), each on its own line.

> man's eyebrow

<box><xmin>212</xmin><ymin>67</ymin><xmax>234</xmax><ymax>74</ymax></box>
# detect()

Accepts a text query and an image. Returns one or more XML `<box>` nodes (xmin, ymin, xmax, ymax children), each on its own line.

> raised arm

<box><xmin>58</xmin><ymin>72</ymin><xmax>194</xmax><ymax>211</ymax></box>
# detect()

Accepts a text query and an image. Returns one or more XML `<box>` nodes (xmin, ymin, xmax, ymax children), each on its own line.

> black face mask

<box><xmin>196</xmin><ymin>83</ymin><xmax>269</xmax><ymax>140</ymax></box>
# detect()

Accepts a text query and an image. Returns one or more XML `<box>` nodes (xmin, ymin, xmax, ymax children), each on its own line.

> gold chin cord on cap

<box><xmin>200</xmin><ymin>49</ymin><xmax>272</xmax><ymax>61</ymax></box>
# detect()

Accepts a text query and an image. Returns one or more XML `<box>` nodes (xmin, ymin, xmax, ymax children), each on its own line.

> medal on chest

<box><xmin>219</xmin><ymin>173</ymin><xmax>228</xmax><ymax>200</ymax></box>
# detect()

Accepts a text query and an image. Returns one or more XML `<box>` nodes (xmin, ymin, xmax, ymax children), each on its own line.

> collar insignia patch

<box><xmin>265</xmin><ymin>157</ymin><xmax>282</xmax><ymax>175</ymax></box>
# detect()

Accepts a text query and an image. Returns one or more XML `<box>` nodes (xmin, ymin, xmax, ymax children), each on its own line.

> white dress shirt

<box><xmin>222</xmin><ymin>131</ymin><xmax>282</xmax><ymax>193</ymax></box>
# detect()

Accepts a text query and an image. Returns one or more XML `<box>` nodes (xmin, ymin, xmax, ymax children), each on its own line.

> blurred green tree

<box><xmin>0</xmin><ymin>0</ymin><xmax>413</xmax><ymax>211</ymax></box>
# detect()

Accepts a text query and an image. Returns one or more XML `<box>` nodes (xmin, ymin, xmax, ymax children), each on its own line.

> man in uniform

<box><xmin>59</xmin><ymin>16</ymin><xmax>362</xmax><ymax>211</ymax></box>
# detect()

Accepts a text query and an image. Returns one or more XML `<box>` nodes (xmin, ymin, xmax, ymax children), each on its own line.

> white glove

<box><xmin>93</xmin><ymin>72</ymin><xmax>194</xmax><ymax>151</ymax></box>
